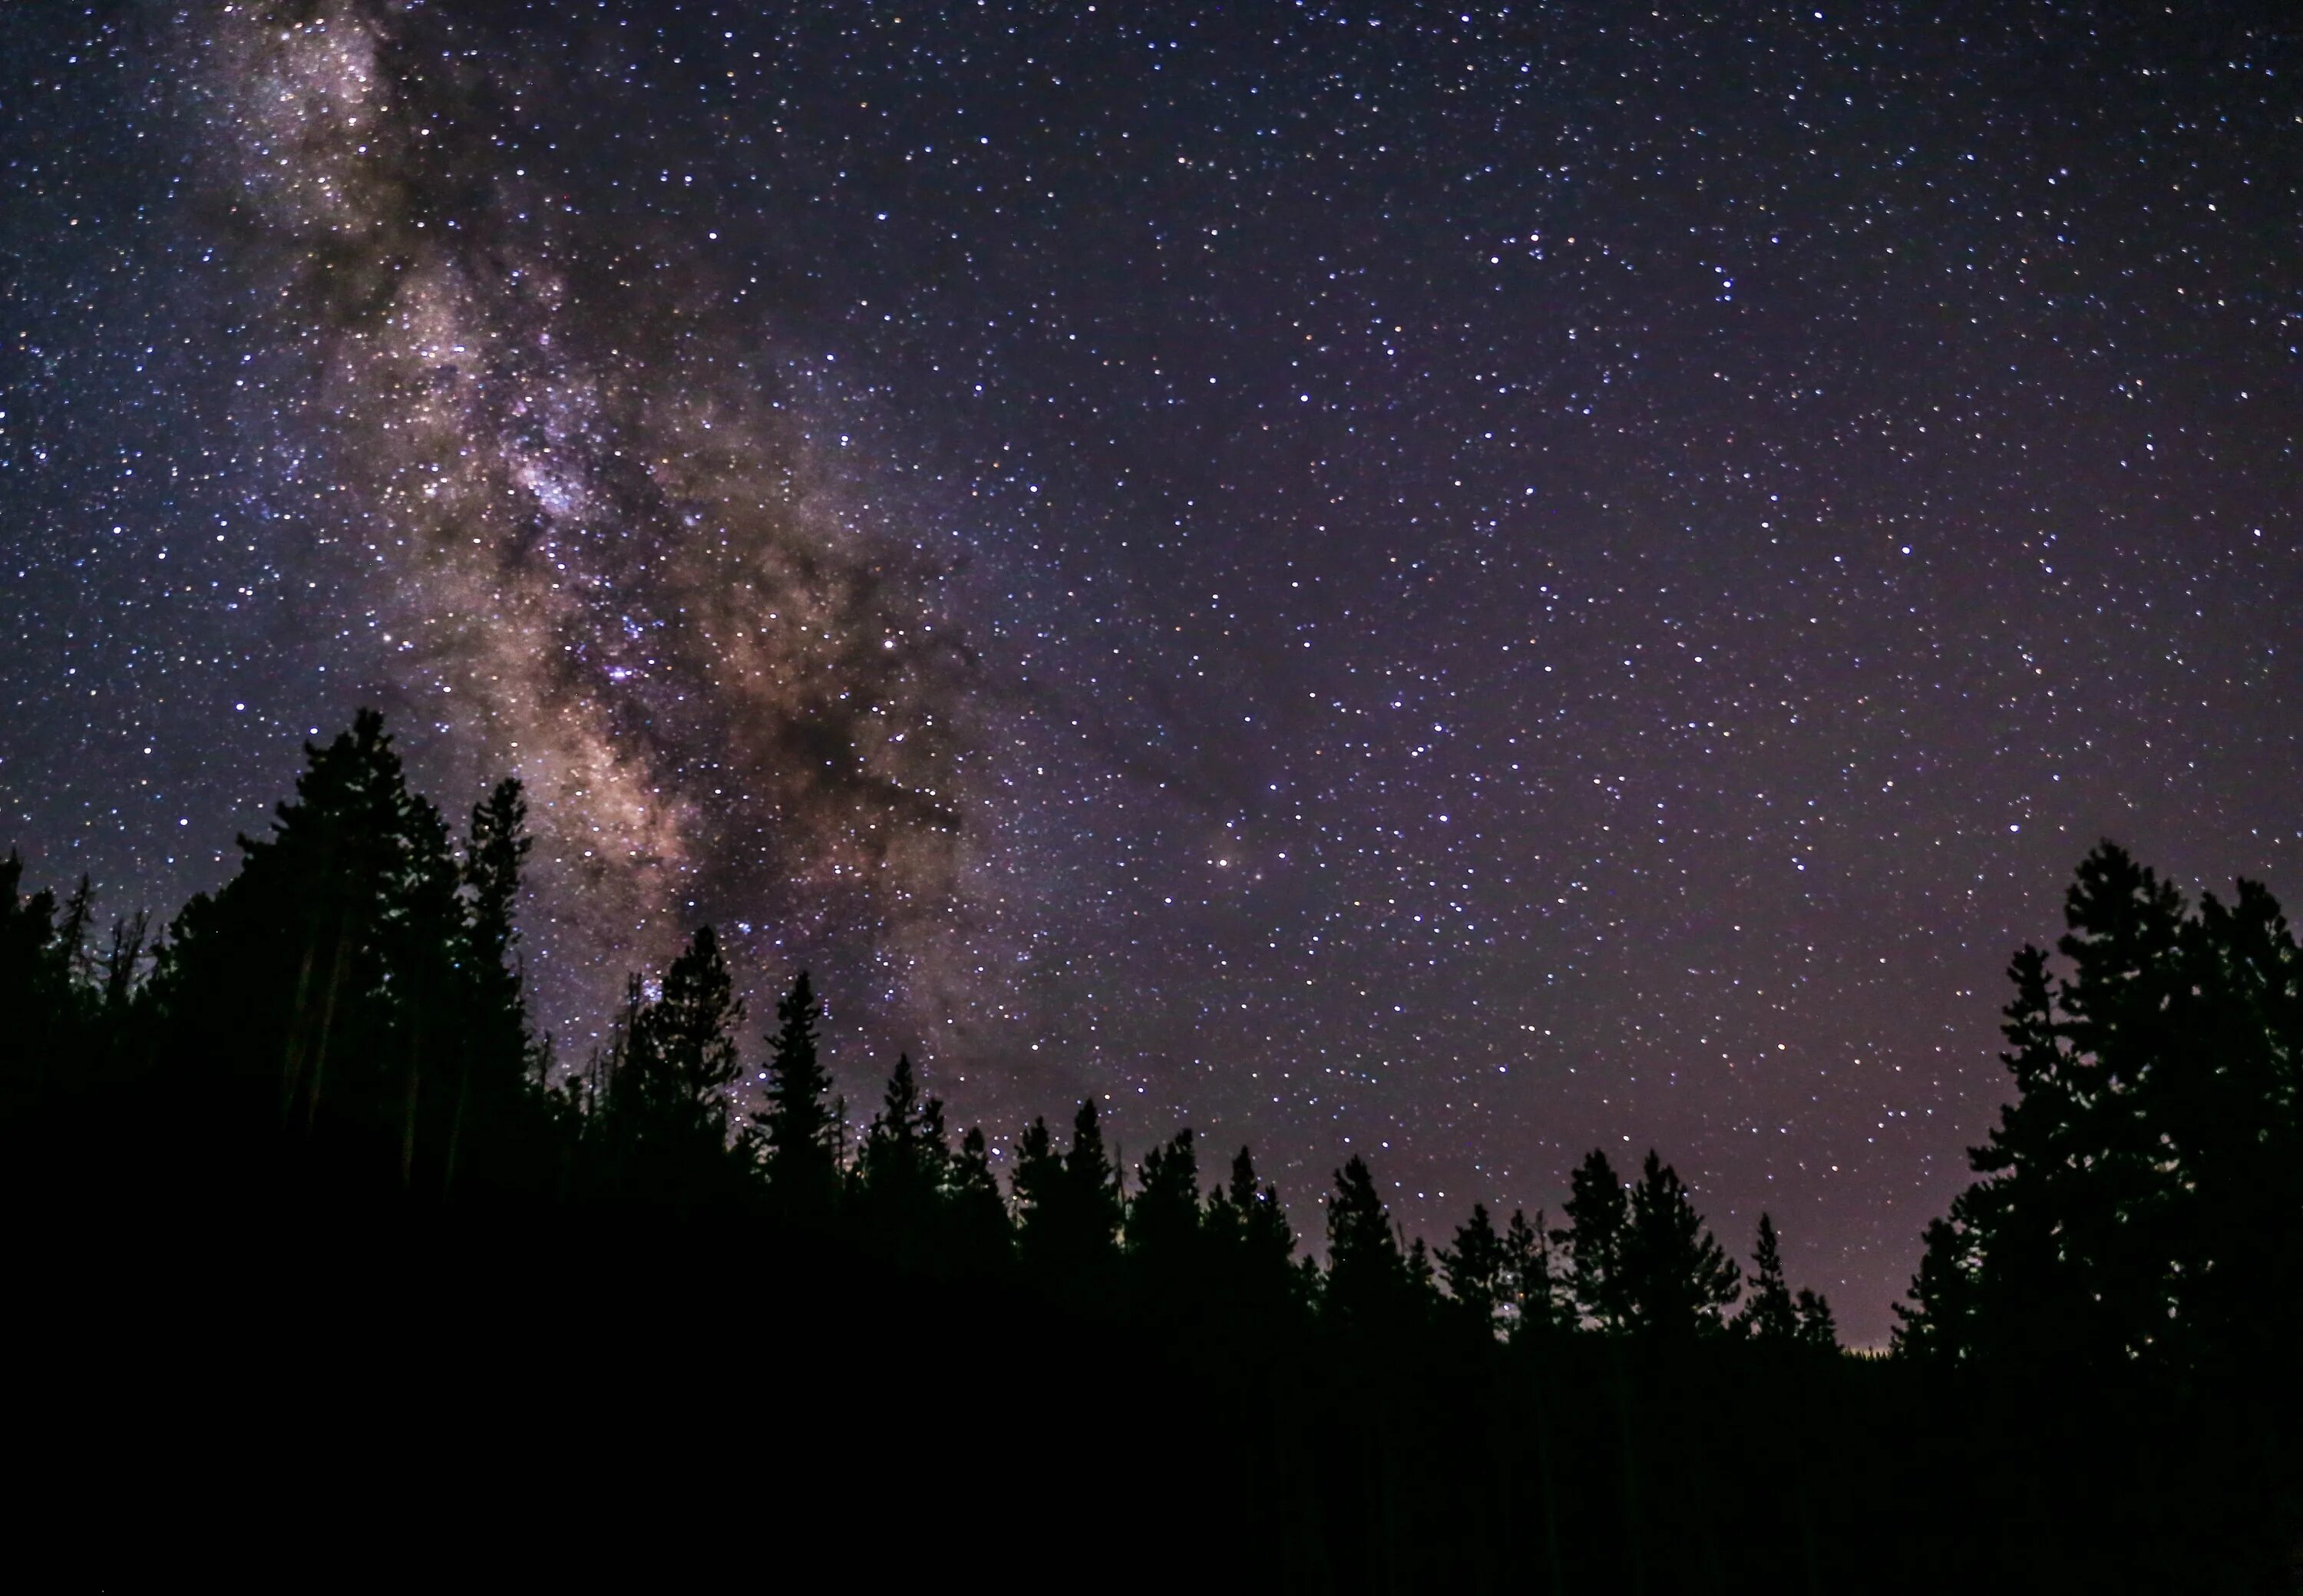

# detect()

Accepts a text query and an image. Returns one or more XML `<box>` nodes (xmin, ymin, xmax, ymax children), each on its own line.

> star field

<box><xmin>4</xmin><ymin>2</ymin><xmax>2299</xmax><ymax>1343</ymax></box>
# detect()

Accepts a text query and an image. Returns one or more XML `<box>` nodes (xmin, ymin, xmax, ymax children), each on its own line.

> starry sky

<box><xmin>5</xmin><ymin>0</ymin><xmax>2298</xmax><ymax>1343</ymax></box>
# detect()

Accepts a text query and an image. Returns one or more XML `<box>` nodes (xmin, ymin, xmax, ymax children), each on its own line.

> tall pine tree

<box><xmin>1736</xmin><ymin>1214</ymin><xmax>1799</xmax><ymax>1342</ymax></box>
<box><xmin>1558</xmin><ymin>1148</ymin><xmax>1630</xmax><ymax>1331</ymax></box>
<box><xmin>1618</xmin><ymin>1150</ymin><xmax>1740</xmax><ymax>1337</ymax></box>
<box><xmin>755</xmin><ymin>970</ymin><xmax>838</xmax><ymax>1212</ymax></box>
<box><xmin>1323</xmin><ymin>1155</ymin><xmax>1409</xmax><ymax>1323</ymax></box>
<box><xmin>1439</xmin><ymin>1201</ymin><xmax>1508</xmax><ymax>1334</ymax></box>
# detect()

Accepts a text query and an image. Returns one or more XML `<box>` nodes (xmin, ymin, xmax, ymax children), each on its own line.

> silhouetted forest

<box><xmin>5</xmin><ymin>714</ymin><xmax>2298</xmax><ymax>1588</ymax></box>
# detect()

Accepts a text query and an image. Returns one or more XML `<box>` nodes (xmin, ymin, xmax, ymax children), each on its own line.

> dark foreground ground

<box><xmin>8</xmin><ymin>1102</ymin><xmax>2295</xmax><ymax>1593</ymax></box>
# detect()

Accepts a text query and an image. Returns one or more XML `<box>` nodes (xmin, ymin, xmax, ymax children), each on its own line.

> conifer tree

<box><xmin>1007</xmin><ymin>1102</ymin><xmax>1122</xmax><ymax>1278</ymax></box>
<box><xmin>943</xmin><ymin>1124</ymin><xmax>1013</xmax><ymax>1269</ymax></box>
<box><xmin>1011</xmin><ymin>1115</ymin><xmax>1061</xmax><ymax>1230</ymax></box>
<box><xmin>755</xmin><ymin>970</ymin><xmax>838</xmax><ymax>1210</ymax></box>
<box><xmin>1228</xmin><ymin>1147</ymin><xmax>1295</xmax><ymax>1271</ymax></box>
<box><xmin>1323</xmin><ymin>1154</ymin><xmax>1407</xmax><ymax>1323</ymax></box>
<box><xmin>1558</xmin><ymin>1148</ymin><xmax>1630</xmax><ymax>1331</ymax></box>
<box><xmin>1794</xmin><ymin>1287</ymin><xmax>1838</xmax><ymax>1351</ymax></box>
<box><xmin>1502</xmin><ymin>1208</ymin><xmax>1563</xmax><ymax>1336</ymax></box>
<box><xmin>629</xmin><ymin>926</ymin><xmax>743</xmax><ymax>1136</ymax></box>
<box><xmin>1439</xmin><ymin>1201</ymin><xmax>1508</xmax><ymax>1333</ymax></box>
<box><xmin>1128</xmin><ymin>1126</ymin><xmax>1202</xmax><ymax>1263</ymax></box>
<box><xmin>1205</xmin><ymin>1145</ymin><xmax>1299</xmax><ymax>1312</ymax></box>
<box><xmin>859</xmin><ymin>1052</ymin><xmax>949</xmax><ymax>1205</ymax></box>
<box><xmin>1017</xmin><ymin>1099</ymin><xmax>1123</xmax><ymax>1277</ymax></box>
<box><xmin>593</xmin><ymin>927</ymin><xmax>745</xmax><ymax>1203</ymax></box>
<box><xmin>1406</xmin><ymin>1235</ymin><xmax>1438</xmax><ymax>1300</ymax></box>
<box><xmin>0</xmin><ymin>852</ymin><xmax>82</xmax><ymax>1109</ymax></box>
<box><xmin>854</xmin><ymin>1051</ymin><xmax>951</xmax><ymax>1264</ymax></box>
<box><xmin>57</xmin><ymin>877</ymin><xmax>94</xmax><ymax>990</ymax></box>
<box><xmin>1892</xmin><ymin>842</ymin><xmax>2282</xmax><ymax>1370</ymax></box>
<box><xmin>1619</xmin><ymin>1150</ymin><xmax>1740</xmax><ymax>1337</ymax></box>
<box><xmin>1737</xmin><ymin>1214</ymin><xmax>1799</xmax><ymax>1342</ymax></box>
<box><xmin>1011</xmin><ymin>1114</ymin><xmax>1078</xmax><ymax>1275</ymax></box>
<box><xmin>433</xmin><ymin>776</ymin><xmax>536</xmax><ymax>1194</ymax></box>
<box><xmin>154</xmin><ymin>711</ymin><xmax>472</xmax><ymax>1162</ymax></box>
<box><xmin>459</xmin><ymin>778</ymin><xmax>532</xmax><ymax>1077</ymax></box>
<box><xmin>2174</xmin><ymin>879</ymin><xmax>2303</xmax><ymax>1363</ymax></box>
<box><xmin>99</xmin><ymin>907</ymin><xmax>149</xmax><ymax>1019</ymax></box>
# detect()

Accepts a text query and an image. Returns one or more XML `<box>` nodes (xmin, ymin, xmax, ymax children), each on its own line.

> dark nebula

<box><xmin>5</xmin><ymin>1</ymin><xmax>2298</xmax><ymax>1342</ymax></box>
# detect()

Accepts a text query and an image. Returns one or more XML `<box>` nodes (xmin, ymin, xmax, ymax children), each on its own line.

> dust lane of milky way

<box><xmin>3</xmin><ymin>2</ymin><xmax>2299</xmax><ymax>1345</ymax></box>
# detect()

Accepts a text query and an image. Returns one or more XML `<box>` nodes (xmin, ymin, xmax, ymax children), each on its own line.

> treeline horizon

<box><xmin>5</xmin><ymin>709</ymin><xmax>2299</xmax><ymax>1589</ymax></box>
<box><xmin>0</xmin><ymin>709</ymin><xmax>1842</xmax><ymax>1347</ymax></box>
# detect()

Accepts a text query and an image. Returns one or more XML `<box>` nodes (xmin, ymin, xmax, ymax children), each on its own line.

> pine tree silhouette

<box><xmin>591</xmin><ymin>927</ymin><xmax>746</xmax><ymax>1204</ymax></box>
<box><xmin>943</xmin><ymin>1124</ymin><xmax>1014</xmax><ymax>1271</ymax></box>
<box><xmin>1737</xmin><ymin>1214</ymin><xmax>1799</xmax><ymax>1342</ymax></box>
<box><xmin>1502</xmin><ymin>1208</ymin><xmax>1563</xmax><ymax>1337</ymax></box>
<box><xmin>1238</xmin><ymin>1158</ymin><xmax>1297</xmax><ymax>1287</ymax></box>
<box><xmin>1439</xmin><ymin>1201</ymin><xmax>1508</xmax><ymax>1334</ymax></box>
<box><xmin>1203</xmin><ymin>1145</ymin><xmax>1300</xmax><ymax>1316</ymax></box>
<box><xmin>150</xmin><ymin>712</ymin><xmax>484</xmax><ymax>1169</ymax></box>
<box><xmin>860</xmin><ymin>1053</ymin><xmax>949</xmax><ymax>1204</ymax></box>
<box><xmin>857</xmin><ymin>1052</ymin><xmax>953</xmax><ymax>1269</ymax></box>
<box><xmin>1406</xmin><ymin>1234</ymin><xmax>1438</xmax><ymax>1300</ymax></box>
<box><xmin>1619</xmin><ymin>1150</ymin><xmax>1740</xmax><ymax>1337</ymax></box>
<box><xmin>636</xmin><ymin>927</ymin><xmax>745</xmax><ymax>1132</ymax></box>
<box><xmin>1323</xmin><ymin>1154</ymin><xmax>1407</xmax><ymax>1323</ymax></box>
<box><xmin>1558</xmin><ymin>1148</ymin><xmax>1629</xmax><ymax>1331</ymax></box>
<box><xmin>755</xmin><ymin>970</ymin><xmax>838</xmax><ymax>1213</ymax></box>
<box><xmin>1011</xmin><ymin>1113</ymin><xmax>1062</xmax><ymax>1248</ymax></box>
<box><xmin>0</xmin><ymin>851</ymin><xmax>84</xmax><ymax>1110</ymax></box>
<box><xmin>1793</xmin><ymin>1287</ymin><xmax>1838</xmax><ymax>1351</ymax></box>
<box><xmin>1892</xmin><ymin>841</ymin><xmax>2303</xmax><ymax>1374</ymax></box>
<box><xmin>1128</xmin><ymin>1126</ymin><xmax>1202</xmax><ymax>1264</ymax></box>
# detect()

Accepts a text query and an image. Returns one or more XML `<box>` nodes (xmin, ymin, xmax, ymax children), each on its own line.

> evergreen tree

<box><xmin>2174</xmin><ymin>879</ymin><xmax>2303</xmax><ymax>1363</ymax></box>
<box><xmin>859</xmin><ymin>1052</ymin><xmax>949</xmax><ymax>1206</ymax></box>
<box><xmin>1439</xmin><ymin>1201</ymin><xmax>1508</xmax><ymax>1333</ymax></box>
<box><xmin>458</xmin><ymin>778</ymin><xmax>533</xmax><ymax>1080</ymax></box>
<box><xmin>592</xmin><ymin>927</ymin><xmax>745</xmax><ymax>1202</ymax></box>
<box><xmin>428</xmin><ymin>776</ymin><xmax>537</xmax><ymax>1195</ymax></box>
<box><xmin>1009</xmin><ymin>1102</ymin><xmax>1122</xmax><ymax>1279</ymax></box>
<box><xmin>1406</xmin><ymin>1234</ymin><xmax>1439</xmax><ymax>1300</ymax></box>
<box><xmin>1205</xmin><ymin>1145</ymin><xmax>1300</xmax><ymax>1313</ymax></box>
<box><xmin>1128</xmin><ymin>1126</ymin><xmax>1202</xmax><ymax>1264</ymax></box>
<box><xmin>626</xmin><ymin>926</ymin><xmax>743</xmax><ymax>1136</ymax></box>
<box><xmin>151</xmin><ymin>711</ymin><xmax>474</xmax><ymax>1168</ymax></box>
<box><xmin>1618</xmin><ymin>1150</ymin><xmax>1740</xmax><ymax>1337</ymax></box>
<box><xmin>1502</xmin><ymin>1208</ymin><xmax>1565</xmax><ymax>1337</ymax></box>
<box><xmin>0</xmin><ymin>852</ymin><xmax>88</xmax><ymax>1109</ymax></box>
<box><xmin>1889</xmin><ymin>842</ymin><xmax>2297</xmax><ymax>1372</ymax></box>
<box><xmin>943</xmin><ymin>1125</ymin><xmax>1014</xmax><ymax>1271</ymax></box>
<box><xmin>1010</xmin><ymin>1111</ymin><xmax>1094</xmax><ymax>1276</ymax></box>
<box><xmin>1895</xmin><ymin>948</ymin><xmax>2069</xmax><ymax>1364</ymax></box>
<box><xmin>1737</xmin><ymin>1214</ymin><xmax>1799</xmax><ymax>1342</ymax></box>
<box><xmin>1227</xmin><ymin>1147</ymin><xmax>1294</xmax><ymax>1269</ymax></box>
<box><xmin>2035</xmin><ymin>844</ymin><xmax>2190</xmax><ymax>1364</ymax></box>
<box><xmin>1010</xmin><ymin>1115</ymin><xmax>1062</xmax><ymax>1243</ymax></box>
<box><xmin>1794</xmin><ymin>1288</ymin><xmax>1838</xmax><ymax>1351</ymax></box>
<box><xmin>854</xmin><ymin>1052</ymin><xmax>952</xmax><ymax>1266</ymax></box>
<box><xmin>1053</xmin><ymin>1099</ymin><xmax>1125</xmax><ymax>1275</ymax></box>
<box><xmin>1323</xmin><ymin>1154</ymin><xmax>1407</xmax><ymax>1323</ymax></box>
<box><xmin>1558</xmin><ymin>1148</ymin><xmax>1630</xmax><ymax>1331</ymax></box>
<box><xmin>99</xmin><ymin>907</ymin><xmax>150</xmax><ymax>1019</ymax></box>
<box><xmin>755</xmin><ymin>970</ymin><xmax>838</xmax><ymax>1211</ymax></box>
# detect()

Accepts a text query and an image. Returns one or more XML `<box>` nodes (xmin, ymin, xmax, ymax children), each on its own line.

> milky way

<box><xmin>6</xmin><ymin>2</ymin><xmax>2301</xmax><ymax>1342</ymax></box>
<box><xmin>200</xmin><ymin>1</ymin><xmax>990</xmax><ymax>1021</ymax></box>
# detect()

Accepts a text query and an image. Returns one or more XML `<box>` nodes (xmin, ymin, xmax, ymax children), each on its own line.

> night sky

<box><xmin>5</xmin><ymin>1</ymin><xmax>2298</xmax><ymax>1343</ymax></box>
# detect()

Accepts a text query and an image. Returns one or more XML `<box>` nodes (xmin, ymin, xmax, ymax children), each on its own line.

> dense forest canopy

<box><xmin>4</xmin><ymin>712</ymin><xmax>2298</xmax><ymax>1588</ymax></box>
